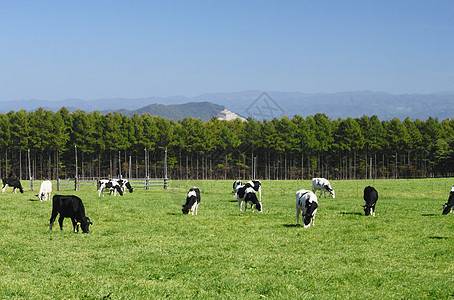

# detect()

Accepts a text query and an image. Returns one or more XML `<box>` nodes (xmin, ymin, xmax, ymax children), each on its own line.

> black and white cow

<box><xmin>442</xmin><ymin>186</ymin><xmax>454</xmax><ymax>215</ymax></box>
<box><xmin>246</xmin><ymin>180</ymin><xmax>262</xmax><ymax>202</ymax></box>
<box><xmin>296</xmin><ymin>189</ymin><xmax>318</xmax><ymax>227</ymax></box>
<box><xmin>97</xmin><ymin>179</ymin><xmax>124</xmax><ymax>197</ymax></box>
<box><xmin>49</xmin><ymin>195</ymin><xmax>92</xmax><ymax>233</ymax></box>
<box><xmin>233</xmin><ymin>180</ymin><xmax>243</xmax><ymax>197</ymax></box>
<box><xmin>236</xmin><ymin>183</ymin><xmax>262</xmax><ymax>212</ymax></box>
<box><xmin>363</xmin><ymin>186</ymin><xmax>378</xmax><ymax>216</ymax></box>
<box><xmin>312</xmin><ymin>178</ymin><xmax>335</xmax><ymax>198</ymax></box>
<box><xmin>2</xmin><ymin>178</ymin><xmax>24</xmax><ymax>194</ymax></box>
<box><xmin>116</xmin><ymin>179</ymin><xmax>134</xmax><ymax>194</ymax></box>
<box><xmin>182</xmin><ymin>187</ymin><xmax>201</xmax><ymax>215</ymax></box>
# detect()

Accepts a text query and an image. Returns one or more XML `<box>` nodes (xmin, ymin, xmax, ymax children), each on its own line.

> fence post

<box><xmin>146</xmin><ymin>177</ymin><xmax>149</xmax><ymax>190</ymax></box>
<box><xmin>30</xmin><ymin>176</ymin><xmax>34</xmax><ymax>192</ymax></box>
<box><xmin>75</xmin><ymin>176</ymin><xmax>78</xmax><ymax>191</ymax></box>
<box><xmin>164</xmin><ymin>178</ymin><xmax>168</xmax><ymax>189</ymax></box>
<box><xmin>57</xmin><ymin>178</ymin><xmax>60</xmax><ymax>191</ymax></box>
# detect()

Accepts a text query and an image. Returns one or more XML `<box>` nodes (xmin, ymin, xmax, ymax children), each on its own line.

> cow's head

<box><xmin>442</xmin><ymin>203</ymin><xmax>452</xmax><ymax>215</ymax></box>
<box><xmin>182</xmin><ymin>205</ymin><xmax>190</xmax><ymax>214</ymax></box>
<box><xmin>80</xmin><ymin>217</ymin><xmax>93</xmax><ymax>233</ymax></box>
<box><xmin>125</xmin><ymin>181</ymin><xmax>134</xmax><ymax>193</ymax></box>
<box><xmin>255</xmin><ymin>202</ymin><xmax>262</xmax><ymax>213</ymax></box>
<box><xmin>363</xmin><ymin>205</ymin><xmax>372</xmax><ymax>216</ymax></box>
<box><xmin>325</xmin><ymin>186</ymin><xmax>335</xmax><ymax>198</ymax></box>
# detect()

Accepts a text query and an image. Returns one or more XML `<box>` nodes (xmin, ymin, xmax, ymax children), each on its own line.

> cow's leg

<box><xmin>2</xmin><ymin>184</ymin><xmax>7</xmax><ymax>194</ymax></box>
<box><xmin>194</xmin><ymin>203</ymin><xmax>198</xmax><ymax>216</ymax></box>
<box><xmin>49</xmin><ymin>212</ymin><xmax>58</xmax><ymax>230</ymax></box>
<box><xmin>13</xmin><ymin>187</ymin><xmax>17</xmax><ymax>194</ymax></box>
<box><xmin>296</xmin><ymin>207</ymin><xmax>300</xmax><ymax>225</ymax></box>
<box><xmin>312</xmin><ymin>209</ymin><xmax>318</xmax><ymax>226</ymax></box>
<box><xmin>58</xmin><ymin>215</ymin><xmax>65</xmax><ymax>231</ymax></box>
<box><xmin>71</xmin><ymin>218</ymin><xmax>78</xmax><ymax>232</ymax></box>
<box><xmin>238</xmin><ymin>199</ymin><xmax>243</xmax><ymax>211</ymax></box>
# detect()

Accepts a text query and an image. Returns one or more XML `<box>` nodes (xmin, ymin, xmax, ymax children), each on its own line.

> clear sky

<box><xmin>1</xmin><ymin>0</ymin><xmax>453</xmax><ymax>101</ymax></box>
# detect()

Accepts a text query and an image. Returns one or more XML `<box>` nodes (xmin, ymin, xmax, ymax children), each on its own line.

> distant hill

<box><xmin>2</xmin><ymin>91</ymin><xmax>453</xmax><ymax>120</ymax></box>
<box><xmin>112</xmin><ymin>101</ymin><xmax>246</xmax><ymax>121</ymax></box>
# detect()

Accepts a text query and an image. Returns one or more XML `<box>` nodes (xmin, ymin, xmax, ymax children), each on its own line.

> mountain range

<box><xmin>2</xmin><ymin>90</ymin><xmax>453</xmax><ymax>121</ymax></box>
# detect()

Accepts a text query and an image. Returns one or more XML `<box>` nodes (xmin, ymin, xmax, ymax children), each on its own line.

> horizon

<box><xmin>1</xmin><ymin>1</ymin><xmax>454</xmax><ymax>101</ymax></box>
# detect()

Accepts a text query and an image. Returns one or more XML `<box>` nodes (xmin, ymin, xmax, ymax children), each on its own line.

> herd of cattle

<box><xmin>1</xmin><ymin>176</ymin><xmax>454</xmax><ymax>233</ymax></box>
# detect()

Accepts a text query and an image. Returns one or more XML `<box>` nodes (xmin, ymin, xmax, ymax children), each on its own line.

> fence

<box><xmin>29</xmin><ymin>177</ymin><xmax>169</xmax><ymax>191</ymax></box>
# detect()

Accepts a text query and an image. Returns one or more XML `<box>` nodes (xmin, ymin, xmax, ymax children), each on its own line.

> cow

<box><xmin>115</xmin><ymin>178</ymin><xmax>134</xmax><ymax>194</ymax></box>
<box><xmin>442</xmin><ymin>186</ymin><xmax>454</xmax><ymax>215</ymax></box>
<box><xmin>97</xmin><ymin>179</ymin><xmax>124</xmax><ymax>197</ymax></box>
<box><xmin>312</xmin><ymin>178</ymin><xmax>335</xmax><ymax>198</ymax></box>
<box><xmin>182</xmin><ymin>187</ymin><xmax>201</xmax><ymax>215</ymax></box>
<box><xmin>37</xmin><ymin>180</ymin><xmax>52</xmax><ymax>201</ymax></box>
<box><xmin>236</xmin><ymin>182</ymin><xmax>262</xmax><ymax>213</ymax></box>
<box><xmin>296</xmin><ymin>189</ymin><xmax>318</xmax><ymax>227</ymax></box>
<box><xmin>2</xmin><ymin>178</ymin><xmax>24</xmax><ymax>194</ymax></box>
<box><xmin>363</xmin><ymin>186</ymin><xmax>378</xmax><ymax>216</ymax></box>
<box><xmin>246</xmin><ymin>180</ymin><xmax>262</xmax><ymax>202</ymax></box>
<box><xmin>49</xmin><ymin>195</ymin><xmax>92</xmax><ymax>233</ymax></box>
<box><xmin>233</xmin><ymin>180</ymin><xmax>243</xmax><ymax>197</ymax></box>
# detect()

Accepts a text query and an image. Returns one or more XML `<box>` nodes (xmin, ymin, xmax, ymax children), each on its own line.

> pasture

<box><xmin>0</xmin><ymin>178</ymin><xmax>453</xmax><ymax>299</ymax></box>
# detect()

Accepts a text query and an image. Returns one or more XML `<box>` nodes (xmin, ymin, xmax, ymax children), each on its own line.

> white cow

<box><xmin>37</xmin><ymin>180</ymin><xmax>52</xmax><ymax>201</ymax></box>
<box><xmin>312</xmin><ymin>178</ymin><xmax>335</xmax><ymax>198</ymax></box>
<box><xmin>296</xmin><ymin>189</ymin><xmax>318</xmax><ymax>227</ymax></box>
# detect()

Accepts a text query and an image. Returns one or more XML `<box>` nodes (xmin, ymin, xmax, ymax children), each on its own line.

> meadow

<box><xmin>0</xmin><ymin>178</ymin><xmax>453</xmax><ymax>299</ymax></box>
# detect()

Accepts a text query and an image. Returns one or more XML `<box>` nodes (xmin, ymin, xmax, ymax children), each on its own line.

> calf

<box><xmin>233</xmin><ymin>180</ymin><xmax>243</xmax><ymax>197</ymax></box>
<box><xmin>97</xmin><ymin>179</ymin><xmax>123</xmax><ymax>197</ymax></box>
<box><xmin>182</xmin><ymin>187</ymin><xmax>201</xmax><ymax>215</ymax></box>
<box><xmin>296</xmin><ymin>189</ymin><xmax>318</xmax><ymax>227</ymax></box>
<box><xmin>363</xmin><ymin>186</ymin><xmax>378</xmax><ymax>216</ymax></box>
<box><xmin>312</xmin><ymin>178</ymin><xmax>335</xmax><ymax>198</ymax></box>
<box><xmin>37</xmin><ymin>180</ymin><xmax>52</xmax><ymax>201</ymax></box>
<box><xmin>2</xmin><ymin>178</ymin><xmax>24</xmax><ymax>194</ymax></box>
<box><xmin>49</xmin><ymin>195</ymin><xmax>92</xmax><ymax>233</ymax></box>
<box><xmin>236</xmin><ymin>183</ymin><xmax>262</xmax><ymax>212</ymax></box>
<box><xmin>442</xmin><ymin>186</ymin><xmax>454</xmax><ymax>215</ymax></box>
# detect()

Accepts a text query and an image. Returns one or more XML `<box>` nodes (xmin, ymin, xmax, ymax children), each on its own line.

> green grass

<box><xmin>0</xmin><ymin>178</ymin><xmax>453</xmax><ymax>299</ymax></box>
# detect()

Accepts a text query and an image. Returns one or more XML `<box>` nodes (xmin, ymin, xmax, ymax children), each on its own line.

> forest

<box><xmin>1</xmin><ymin>107</ymin><xmax>453</xmax><ymax>181</ymax></box>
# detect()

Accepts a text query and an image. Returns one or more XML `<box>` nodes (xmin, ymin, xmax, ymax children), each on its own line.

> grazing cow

<box><xmin>246</xmin><ymin>180</ymin><xmax>262</xmax><ymax>202</ymax></box>
<box><xmin>363</xmin><ymin>186</ymin><xmax>378</xmax><ymax>216</ymax></box>
<box><xmin>236</xmin><ymin>183</ymin><xmax>262</xmax><ymax>212</ymax></box>
<box><xmin>182</xmin><ymin>187</ymin><xmax>201</xmax><ymax>215</ymax></box>
<box><xmin>97</xmin><ymin>179</ymin><xmax>124</xmax><ymax>197</ymax></box>
<box><xmin>2</xmin><ymin>178</ymin><xmax>24</xmax><ymax>194</ymax></box>
<box><xmin>49</xmin><ymin>195</ymin><xmax>92</xmax><ymax>233</ymax></box>
<box><xmin>115</xmin><ymin>179</ymin><xmax>134</xmax><ymax>194</ymax></box>
<box><xmin>312</xmin><ymin>178</ymin><xmax>335</xmax><ymax>198</ymax></box>
<box><xmin>233</xmin><ymin>180</ymin><xmax>243</xmax><ymax>197</ymax></box>
<box><xmin>442</xmin><ymin>186</ymin><xmax>454</xmax><ymax>215</ymax></box>
<box><xmin>296</xmin><ymin>189</ymin><xmax>318</xmax><ymax>227</ymax></box>
<box><xmin>37</xmin><ymin>180</ymin><xmax>52</xmax><ymax>201</ymax></box>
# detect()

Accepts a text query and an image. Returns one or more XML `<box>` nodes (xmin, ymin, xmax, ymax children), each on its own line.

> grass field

<box><xmin>0</xmin><ymin>178</ymin><xmax>453</xmax><ymax>299</ymax></box>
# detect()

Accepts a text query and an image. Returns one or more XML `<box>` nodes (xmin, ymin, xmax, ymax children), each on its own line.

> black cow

<box><xmin>236</xmin><ymin>183</ymin><xmax>262</xmax><ymax>212</ymax></box>
<box><xmin>442</xmin><ymin>186</ymin><xmax>454</xmax><ymax>215</ymax></box>
<box><xmin>2</xmin><ymin>178</ymin><xmax>24</xmax><ymax>194</ymax></box>
<box><xmin>50</xmin><ymin>195</ymin><xmax>92</xmax><ymax>233</ymax></box>
<box><xmin>182</xmin><ymin>187</ymin><xmax>201</xmax><ymax>215</ymax></box>
<box><xmin>363</xmin><ymin>186</ymin><xmax>378</xmax><ymax>216</ymax></box>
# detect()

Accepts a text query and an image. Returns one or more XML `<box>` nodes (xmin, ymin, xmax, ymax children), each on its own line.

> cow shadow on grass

<box><xmin>421</xmin><ymin>213</ymin><xmax>439</xmax><ymax>216</ymax></box>
<box><xmin>283</xmin><ymin>224</ymin><xmax>300</xmax><ymax>228</ymax></box>
<box><xmin>428</xmin><ymin>236</ymin><xmax>449</xmax><ymax>240</ymax></box>
<box><xmin>339</xmin><ymin>212</ymin><xmax>362</xmax><ymax>216</ymax></box>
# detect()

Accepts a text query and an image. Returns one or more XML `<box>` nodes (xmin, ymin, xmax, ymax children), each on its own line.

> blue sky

<box><xmin>1</xmin><ymin>0</ymin><xmax>453</xmax><ymax>101</ymax></box>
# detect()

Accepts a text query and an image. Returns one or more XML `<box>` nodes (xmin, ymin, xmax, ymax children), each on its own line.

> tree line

<box><xmin>1</xmin><ymin>107</ymin><xmax>453</xmax><ymax>181</ymax></box>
